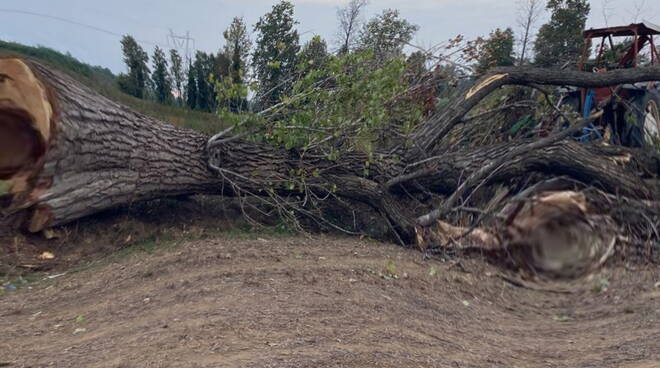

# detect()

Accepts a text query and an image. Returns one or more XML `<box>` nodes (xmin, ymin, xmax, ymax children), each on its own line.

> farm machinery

<box><xmin>561</xmin><ymin>21</ymin><xmax>660</xmax><ymax>147</ymax></box>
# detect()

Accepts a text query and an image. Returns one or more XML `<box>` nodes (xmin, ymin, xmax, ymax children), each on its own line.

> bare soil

<box><xmin>1</xmin><ymin>233</ymin><xmax>659</xmax><ymax>368</ymax></box>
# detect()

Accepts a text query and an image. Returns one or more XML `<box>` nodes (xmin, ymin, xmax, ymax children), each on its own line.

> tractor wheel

<box><xmin>627</xmin><ymin>90</ymin><xmax>660</xmax><ymax>147</ymax></box>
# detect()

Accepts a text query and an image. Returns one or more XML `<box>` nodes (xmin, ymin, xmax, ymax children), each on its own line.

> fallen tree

<box><xmin>1</xmin><ymin>58</ymin><xmax>659</xmax><ymax>277</ymax></box>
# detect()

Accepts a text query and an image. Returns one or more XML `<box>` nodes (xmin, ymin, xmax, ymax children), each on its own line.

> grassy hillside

<box><xmin>0</xmin><ymin>40</ymin><xmax>226</xmax><ymax>134</ymax></box>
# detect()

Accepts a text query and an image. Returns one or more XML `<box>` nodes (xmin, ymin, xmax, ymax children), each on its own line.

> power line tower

<box><xmin>167</xmin><ymin>29</ymin><xmax>195</xmax><ymax>65</ymax></box>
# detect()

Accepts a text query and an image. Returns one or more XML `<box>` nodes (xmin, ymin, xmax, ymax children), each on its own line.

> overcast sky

<box><xmin>1</xmin><ymin>0</ymin><xmax>657</xmax><ymax>73</ymax></box>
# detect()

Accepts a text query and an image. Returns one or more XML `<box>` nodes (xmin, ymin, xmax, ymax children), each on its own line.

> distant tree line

<box><xmin>116</xmin><ymin>0</ymin><xmax>592</xmax><ymax>113</ymax></box>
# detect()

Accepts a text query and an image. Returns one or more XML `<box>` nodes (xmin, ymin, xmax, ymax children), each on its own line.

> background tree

<box><xmin>297</xmin><ymin>35</ymin><xmax>329</xmax><ymax>76</ymax></box>
<box><xmin>186</xmin><ymin>61</ymin><xmax>198</xmax><ymax>109</ymax></box>
<box><xmin>223</xmin><ymin>17</ymin><xmax>252</xmax><ymax>112</ymax></box>
<box><xmin>516</xmin><ymin>0</ymin><xmax>544</xmax><ymax>65</ymax></box>
<box><xmin>476</xmin><ymin>28</ymin><xmax>516</xmax><ymax>74</ymax></box>
<box><xmin>405</xmin><ymin>51</ymin><xmax>428</xmax><ymax>84</ymax></box>
<box><xmin>117</xmin><ymin>35</ymin><xmax>150</xmax><ymax>98</ymax></box>
<box><xmin>169</xmin><ymin>49</ymin><xmax>184</xmax><ymax>105</ymax></box>
<box><xmin>357</xmin><ymin>9</ymin><xmax>418</xmax><ymax>66</ymax></box>
<box><xmin>336</xmin><ymin>0</ymin><xmax>368</xmax><ymax>55</ymax></box>
<box><xmin>252</xmin><ymin>0</ymin><xmax>301</xmax><ymax>109</ymax></box>
<box><xmin>193</xmin><ymin>51</ymin><xmax>217</xmax><ymax>111</ymax></box>
<box><xmin>223</xmin><ymin>16</ymin><xmax>252</xmax><ymax>74</ymax></box>
<box><xmin>212</xmin><ymin>52</ymin><xmax>231</xmax><ymax>79</ymax></box>
<box><xmin>151</xmin><ymin>46</ymin><xmax>172</xmax><ymax>104</ymax></box>
<box><xmin>534</xmin><ymin>0</ymin><xmax>590</xmax><ymax>67</ymax></box>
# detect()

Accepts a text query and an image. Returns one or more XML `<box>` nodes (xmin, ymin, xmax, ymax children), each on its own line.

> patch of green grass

<box><xmin>97</xmin><ymin>89</ymin><xmax>227</xmax><ymax>134</ymax></box>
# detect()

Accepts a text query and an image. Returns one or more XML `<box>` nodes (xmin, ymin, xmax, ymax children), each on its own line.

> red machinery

<box><xmin>566</xmin><ymin>22</ymin><xmax>660</xmax><ymax>146</ymax></box>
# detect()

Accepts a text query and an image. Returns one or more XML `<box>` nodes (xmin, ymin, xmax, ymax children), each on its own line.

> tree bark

<box><xmin>1</xmin><ymin>59</ymin><xmax>394</xmax><ymax>234</ymax></box>
<box><xmin>2</xmin><ymin>60</ymin><xmax>225</xmax><ymax>231</ymax></box>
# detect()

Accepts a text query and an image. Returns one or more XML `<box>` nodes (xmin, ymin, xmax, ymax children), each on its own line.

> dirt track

<box><xmin>1</xmin><ymin>235</ymin><xmax>659</xmax><ymax>368</ymax></box>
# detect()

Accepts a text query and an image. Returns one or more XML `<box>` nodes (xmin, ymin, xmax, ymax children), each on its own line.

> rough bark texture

<box><xmin>2</xmin><ymin>61</ymin><xmax>224</xmax><ymax>231</ymax></box>
<box><xmin>390</xmin><ymin>140</ymin><xmax>652</xmax><ymax>199</ymax></box>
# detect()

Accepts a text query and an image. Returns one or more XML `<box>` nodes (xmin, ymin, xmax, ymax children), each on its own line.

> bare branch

<box><xmin>335</xmin><ymin>0</ymin><xmax>368</xmax><ymax>54</ymax></box>
<box><xmin>516</xmin><ymin>0</ymin><xmax>544</xmax><ymax>65</ymax></box>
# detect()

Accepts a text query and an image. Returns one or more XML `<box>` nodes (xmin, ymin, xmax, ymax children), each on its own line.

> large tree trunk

<box><xmin>2</xmin><ymin>58</ymin><xmax>658</xmax><ymax>257</ymax></box>
<box><xmin>1</xmin><ymin>59</ymin><xmax>389</xmax><ymax>233</ymax></box>
<box><xmin>2</xmin><ymin>59</ymin><xmax>224</xmax><ymax>231</ymax></box>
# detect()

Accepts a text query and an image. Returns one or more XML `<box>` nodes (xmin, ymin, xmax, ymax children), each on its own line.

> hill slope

<box><xmin>0</xmin><ymin>40</ymin><xmax>226</xmax><ymax>133</ymax></box>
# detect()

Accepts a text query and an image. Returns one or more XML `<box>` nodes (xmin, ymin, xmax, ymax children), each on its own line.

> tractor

<box><xmin>560</xmin><ymin>21</ymin><xmax>660</xmax><ymax>147</ymax></box>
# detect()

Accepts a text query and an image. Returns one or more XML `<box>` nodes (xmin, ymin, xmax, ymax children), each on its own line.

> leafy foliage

<box><xmin>222</xmin><ymin>17</ymin><xmax>252</xmax><ymax>112</ymax></box>
<box><xmin>192</xmin><ymin>51</ymin><xmax>222</xmax><ymax>111</ymax></box>
<box><xmin>252</xmin><ymin>1</ymin><xmax>301</xmax><ymax>109</ymax></box>
<box><xmin>213</xmin><ymin>69</ymin><xmax>249</xmax><ymax>113</ymax></box>
<box><xmin>256</xmin><ymin>51</ymin><xmax>426</xmax><ymax>163</ymax></box>
<box><xmin>357</xmin><ymin>9</ymin><xmax>418</xmax><ymax>66</ymax></box>
<box><xmin>118</xmin><ymin>35</ymin><xmax>150</xmax><ymax>98</ymax></box>
<box><xmin>534</xmin><ymin>0</ymin><xmax>590</xmax><ymax>67</ymax></box>
<box><xmin>195</xmin><ymin>52</ymin><xmax>214</xmax><ymax>110</ymax></box>
<box><xmin>223</xmin><ymin>16</ymin><xmax>252</xmax><ymax>73</ymax></box>
<box><xmin>297</xmin><ymin>36</ymin><xmax>330</xmax><ymax>76</ymax></box>
<box><xmin>151</xmin><ymin>46</ymin><xmax>172</xmax><ymax>104</ymax></box>
<box><xmin>405</xmin><ymin>51</ymin><xmax>428</xmax><ymax>82</ymax></box>
<box><xmin>476</xmin><ymin>28</ymin><xmax>516</xmax><ymax>74</ymax></box>
<box><xmin>186</xmin><ymin>61</ymin><xmax>197</xmax><ymax>110</ymax></box>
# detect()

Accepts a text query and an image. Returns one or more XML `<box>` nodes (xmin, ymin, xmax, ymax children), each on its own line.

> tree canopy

<box><xmin>357</xmin><ymin>9</ymin><xmax>418</xmax><ymax>66</ymax></box>
<box><xmin>534</xmin><ymin>0</ymin><xmax>591</xmax><ymax>67</ymax></box>
<box><xmin>118</xmin><ymin>35</ymin><xmax>150</xmax><ymax>99</ymax></box>
<box><xmin>252</xmin><ymin>0</ymin><xmax>301</xmax><ymax>109</ymax></box>
<box><xmin>476</xmin><ymin>28</ymin><xmax>516</xmax><ymax>74</ymax></box>
<box><xmin>151</xmin><ymin>46</ymin><xmax>172</xmax><ymax>104</ymax></box>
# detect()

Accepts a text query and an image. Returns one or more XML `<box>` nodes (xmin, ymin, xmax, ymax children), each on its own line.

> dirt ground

<box><xmin>1</xmin><ymin>232</ymin><xmax>659</xmax><ymax>368</ymax></box>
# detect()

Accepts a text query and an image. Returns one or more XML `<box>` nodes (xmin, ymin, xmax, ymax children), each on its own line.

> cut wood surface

<box><xmin>0</xmin><ymin>59</ymin><xmax>52</xmax><ymax>181</ymax></box>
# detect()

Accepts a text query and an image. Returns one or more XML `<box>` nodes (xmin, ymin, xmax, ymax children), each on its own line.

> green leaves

<box><xmin>151</xmin><ymin>46</ymin><xmax>172</xmax><ymax>104</ymax></box>
<box><xmin>253</xmin><ymin>1</ymin><xmax>301</xmax><ymax>108</ymax></box>
<box><xmin>215</xmin><ymin>47</ymin><xmax>425</xmax><ymax>184</ymax></box>
<box><xmin>534</xmin><ymin>0</ymin><xmax>590</xmax><ymax>67</ymax></box>
<box><xmin>358</xmin><ymin>9</ymin><xmax>419</xmax><ymax>66</ymax></box>
<box><xmin>118</xmin><ymin>35</ymin><xmax>150</xmax><ymax>99</ymax></box>
<box><xmin>268</xmin><ymin>50</ymin><xmax>424</xmax><ymax>164</ymax></box>
<box><xmin>475</xmin><ymin>28</ymin><xmax>516</xmax><ymax>74</ymax></box>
